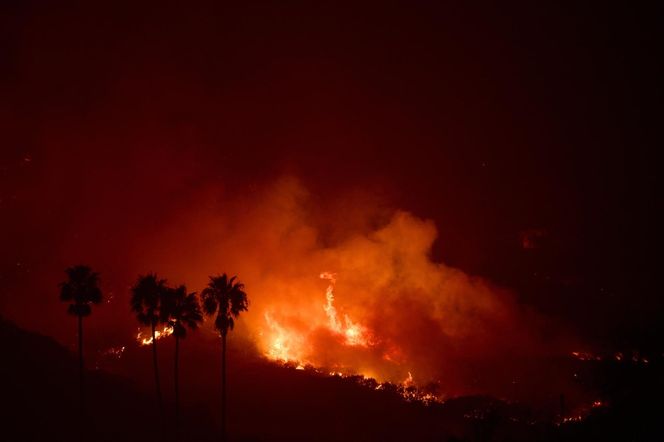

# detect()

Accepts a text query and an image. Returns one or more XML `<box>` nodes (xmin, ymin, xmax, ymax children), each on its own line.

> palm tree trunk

<box><xmin>151</xmin><ymin>322</ymin><xmax>164</xmax><ymax>416</ymax></box>
<box><xmin>78</xmin><ymin>315</ymin><xmax>85</xmax><ymax>426</ymax></box>
<box><xmin>174</xmin><ymin>334</ymin><xmax>180</xmax><ymax>442</ymax></box>
<box><xmin>221</xmin><ymin>332</ymin><xmax>227</xmax><ymax>442</ymax></box>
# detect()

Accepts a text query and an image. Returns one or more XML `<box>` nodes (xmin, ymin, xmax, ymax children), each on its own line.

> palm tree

<box><xmin>201</xmin><ymin>274</ymin><xmax>248</xmax><ymax>442</ymax></box>
<box><xmin>58</xmin><ymin>265</ymin><xmax>103</xmax><ymax>422</ymax></box>
<box><xmin>162</xmin><ymin>285</ymin><xmax>203</xmax><ymax>441</ymax></box>
<box><xmin>130</xmin><ymin>273</ymin><xmax>168</xmax><ymax>415</ymax></box>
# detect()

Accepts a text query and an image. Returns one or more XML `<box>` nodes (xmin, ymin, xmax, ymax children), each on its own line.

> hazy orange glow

<box><xmin>133</xmin><ymin>178</ymin><xmax>563</xmax><ymax>395</ymax></box>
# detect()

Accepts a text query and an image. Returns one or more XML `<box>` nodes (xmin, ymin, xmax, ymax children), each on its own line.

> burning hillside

<box><xmin>125</xmin><ymin>178</ymin><xmax>568</xmax><ymax>398</ymax></box>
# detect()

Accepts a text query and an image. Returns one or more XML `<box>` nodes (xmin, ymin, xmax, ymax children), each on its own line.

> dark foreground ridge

<box><xmin>2</xmin><ymin>317</ymin><xmax>662</xmax><ymax>441</ymax></box>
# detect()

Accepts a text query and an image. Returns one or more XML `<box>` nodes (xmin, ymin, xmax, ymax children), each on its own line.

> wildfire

<box><xmin>94</xmin><ymin>345</ymin><xmax>126</xmax><ymax>370</ymax></box>
<box><xmin>403</xmin><ymin>371</ymin><xmax>414</xmax><ymax>386</ymax></box>
<box><xmin>570</xmin><ymin>351</ymin><xmax>602</xmax><ymax>361</ymax></box>
<box><xmin>261</xmin><ymin>272</ymin><xmax>375</xmax><ymax>366</ymax></box>
<box><xmin>560</xmin><ymin>415</ymin><xmax>584</xmax><ymax>424</ymax></box>
<box><xmin>557</xmin><ymin>398</ymin><xmax>607</xmax><ymax>426</ymax></box>
<box><xmin>136</xmin><ymin>325</ymin><xmax>174</xmax><ymax>346</ymax></box>
<box><xmin>320</xmin><ymin>272</ymin><xmax>372</xmax><ymax>347</ymax></box>
<box><xmin>264</xmin><ymin>311</ymin><xmax>305</xmax><ymax>361</ymax></box>
<box><xmin>254</xmin><ymin>272</ymin><xmax>445</xmax><ymax>403</ymax></box>
<box><xmin>100</xmin><ymin>345</ymin><xmax>126</xmax><ymax>358</ymax></box>
<box><xmin>571</xmin><ymin>350</ymin><xmax>651</xmax><ymax>365</ymax></box>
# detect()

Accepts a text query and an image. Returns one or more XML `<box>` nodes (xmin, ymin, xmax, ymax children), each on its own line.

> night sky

<box><xmin>1</xmin><ymin>1</ymin><xmax>661</xmax><ymax>362</ymax></box>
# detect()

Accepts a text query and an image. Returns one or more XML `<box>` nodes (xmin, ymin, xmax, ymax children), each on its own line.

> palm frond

<box><xmin>161</xmin><ymin>284</ymin><xmax>203</xmax><ymax>339</ymax></box>
<box><xmin>58</xmin><ymin>265</ymin><xmax>102</xmax><ymax>317</ymax></box>
<box><xmin>202</xmin><ymin>273</ymin><xmax>248</xmax><ymax>335</ymax></box>
<box><xmin>130</xmin><ymin>273</ymin><xmax>168</xmax><ymax>325</ymax></box>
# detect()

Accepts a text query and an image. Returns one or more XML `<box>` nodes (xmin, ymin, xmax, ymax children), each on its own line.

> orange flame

<box><xmin>260</xmin><ymin>272</ymin><xmax>376</xmax><ymax>366</ymax></box>
<box><xmin>320</xmin><ymin>272</ymin><xmax>371</xmax><ymax>347</ymax></box>
<box><xmin>136</xmin><ymin>325</ymin><xmax>173</xmax><ymax>346</ymax></box>
<box><xmin>255</xmin><ymin>272</ymin><xmax>441</xmax><ymax>403</ymax></box>
<box><xmin>263</xmin><ymin>311</ymin><xmax>306</xmax><ymax>361</ymax></box>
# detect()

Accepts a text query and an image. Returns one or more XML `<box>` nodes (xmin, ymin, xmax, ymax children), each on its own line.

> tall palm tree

<box><xmin>162</xmin><ymin>285</ymin><xmax>203</xmax><ymax>441</ymax></box>
<box><xmin>130</xmin><ymin>273</ymin><xmax>168</xmax><ymax>415</ymax></box>
<box><xmin>201</xmin><ymin>274</ymin><xmax>248</xmax><ymax>442</ymax></box>
<box><xmin>58</xmin><ymin>265</ymin><xmax>103</xmax><ymax>422</ymax></box>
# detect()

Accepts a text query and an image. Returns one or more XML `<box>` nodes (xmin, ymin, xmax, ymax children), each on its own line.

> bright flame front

<box><xmin>260</xmin><ymin>272</ymin><xmax>388</xmax><ymax>377</ymax></box>
<box><xmin>136</xmin><ymin>325</ymin><xmax>174</xmax><ymax>346</ymax></box>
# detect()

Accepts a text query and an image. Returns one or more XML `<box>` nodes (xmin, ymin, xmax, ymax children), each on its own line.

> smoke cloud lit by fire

<box><xmin>128</xmin><ymin>177</ymin><xmax>563</xmax><ymax>397</ymax></box>
<box><xmin>3</xmin><ymin>132</ymin><xmax>570</xmax><ymax>398</ymax></box>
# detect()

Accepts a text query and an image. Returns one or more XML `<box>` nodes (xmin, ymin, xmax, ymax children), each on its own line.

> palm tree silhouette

<box><xmin>58</xmin><ymin>265</ymin><xmax>102</xmax><ymax>422</ymax></box>
<box><xmin>130</xmin><ymin>273</ymin><xmax>168</xmax><ymax>416</ymax></box>
<box><xmin>162</xmin><ymin>284</ymin><xmax>203</xmax><ymax>441</ymax></box>
<box><xmin>201</xmin><ymin>274</ymin><xmax>248</xmax><ymax>442</ymax></box>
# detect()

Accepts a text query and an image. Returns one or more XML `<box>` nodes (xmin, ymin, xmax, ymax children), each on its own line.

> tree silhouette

<box><xmin>130</xmin><ymin>273</ymin><xmax>168</xmax><ymax>416</ymax></box>
<box><xmin>58</xmin><ymin>265</ymin><xmax>102</xmax><ymax>424</ymax></box>
<box><xmin>201</xmin><ymin>274</ymin><xmax>248</xmax><ymax>442</ymax></box>
<box><xmin>162</xmin><ymin>285</ymin><xmax>203</xmax><ymax>442</ymax></box>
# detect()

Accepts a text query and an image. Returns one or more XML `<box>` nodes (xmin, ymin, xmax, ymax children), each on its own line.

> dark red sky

<box><xmin>0</xmin><ymin>2</ymin><xmax>661</xmax><ymax>352</ymax></box>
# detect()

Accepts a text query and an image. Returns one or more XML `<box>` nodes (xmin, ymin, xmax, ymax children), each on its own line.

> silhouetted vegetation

<box><xmin>40</xmin><ymin>265</ymin><xmax>663</xmax><ymax>441</ymax></box>
<box><xmin>162</xmin><ymin>284</ymin><xmax>203</xmax><ymax>441</ymax></box>
<box><xmin>201</xmin><ymin>274</ymin><xmax>248</xmax><ymax>442</ymax></box>
<box><xmin>58</xmin><ymin>265</ymin><xmax>102</xmax><ymax>426</ymax></box>
<box><xmin>130</xmin><ymin>273</ymin><xmax>168</xmax><ymax>416</ymax></box>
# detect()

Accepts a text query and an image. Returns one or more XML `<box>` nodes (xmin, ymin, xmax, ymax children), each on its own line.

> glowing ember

<box><xmin>560</xmin><ymin>415</ymin><xmax>584</xmax><ymax>424</ymax></box>
<box><xmin>276</xmin><ymin>363</ymin><xmax>441</xmax><ymax>405</ymax></box>
<box><xmin>571</xmin><ymin>349</ymin><xmax>651</xmax><ymax>365</ymax></box>
<box><xmin>570</xmin><ymin>351</ymin><xmax>602</xmax><ymax>361</ymax></box>
<box><xmin>100</xmin><ymin>346</ymin><xmax>126</xmax><ymax>359</ymax></box>
<box><xmin>557</xmin><ymin>399</ymin><xmax>607</xmax><ymax>426</ymax></box>
<box><xmin>136</xmin><ymin>325</ymin><xmax>174</xmax><ymax>346</ymax></box>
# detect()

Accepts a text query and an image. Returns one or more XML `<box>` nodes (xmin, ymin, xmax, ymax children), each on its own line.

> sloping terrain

<box><xmin>2</xmin><ymin>318</ymin><xmax>662</xmax><ymax>441</ymax></box>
